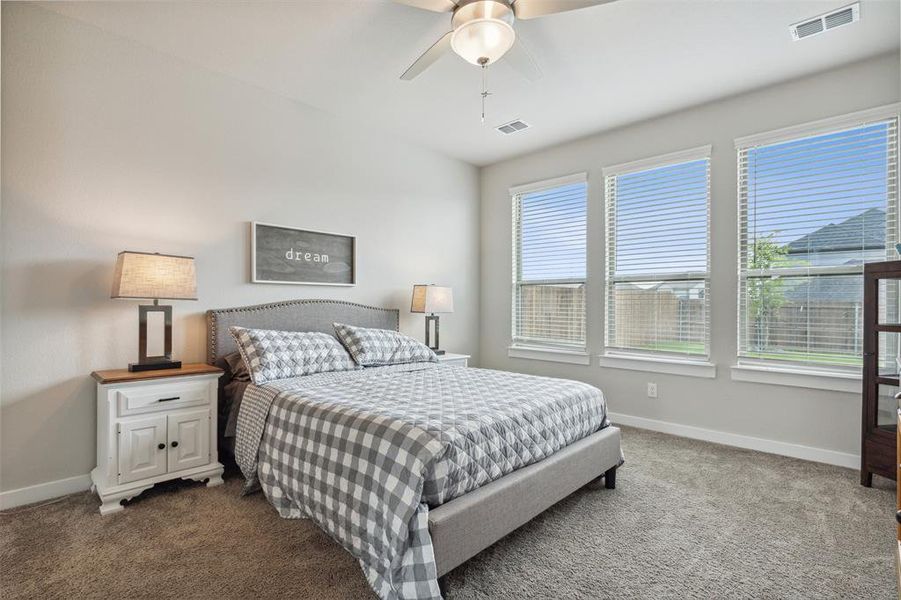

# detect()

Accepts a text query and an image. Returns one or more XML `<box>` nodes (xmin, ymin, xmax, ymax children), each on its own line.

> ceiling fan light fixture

<box><xmin>450</xmin><ymin>0</ymin><xmax>516</xmax><ymax>66</ymax></box>
<box><xmin>397</xmin><ymin>0</ymin><xmax>615</xmax><ymax>80</ymax></box>
<box><xmin>451</xmin><ymin>18</ymin><xmax>515</xmax><ymax>65</ymax></box>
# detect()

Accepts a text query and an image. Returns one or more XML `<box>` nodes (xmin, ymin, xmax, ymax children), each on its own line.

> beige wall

<box><xmin>0</xmin><ymin>4</ymin><xmax>480</xmax><ymax>492</ymax></box>
<box><xmin>480</xmin><ymin>52</ymin><xmax>901</xmax><ymax>459</ymax></box>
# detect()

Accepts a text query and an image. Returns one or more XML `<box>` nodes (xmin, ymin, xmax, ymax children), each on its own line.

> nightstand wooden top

<box><xmin>91</xmin><ymin>363</ymin><xmax>222</xmax><ymax>384</ymax></box>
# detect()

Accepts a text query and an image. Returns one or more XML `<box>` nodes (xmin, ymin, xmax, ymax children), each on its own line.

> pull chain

<box><xmin>479</xmin><ymin>57</ymin><xmax>491</xmax><ymax>124</ymax></box>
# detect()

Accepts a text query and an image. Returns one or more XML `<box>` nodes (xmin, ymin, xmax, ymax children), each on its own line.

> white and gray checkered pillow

<box><xmin>333</xmin><ymin>322</ymin><xmax>438</xmax><ymax>367</ymax></box>
<box><xmin>228</xmin><ymin>326</ymin><xmax>358</xmax><ymax>385</ymax></box>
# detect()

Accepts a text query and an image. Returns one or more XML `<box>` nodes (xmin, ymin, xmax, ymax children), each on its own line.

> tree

<box><xmin>748</xmin><ymin>234</ymin><xmax>790</xmax><ymax>353</ymax></box>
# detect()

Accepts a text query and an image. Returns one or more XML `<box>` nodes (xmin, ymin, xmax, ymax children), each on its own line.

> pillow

<box><xmin>223</xmin><ymin>351</ymin><xmax>251</xmax><ymax>382</ymax></box>
<box><xmin>333</xmin><ymin>322</ymin><xmax>437</xmax><ymax>367</ymax></box>
<box><xmin>228</xmin><ymin>326</ymin><xmax>358</xmax><ymax>385</ymax></box>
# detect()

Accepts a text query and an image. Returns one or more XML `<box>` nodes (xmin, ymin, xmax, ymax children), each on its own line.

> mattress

<box><xmin>237</xmin><ymin>362</ymin><xmax>609</xmax><ymax>505</ymax></box>
<box><xmin>234</xmin><ymin>362</ymin><xmax>612</xmax><ymax>599</ymax></box>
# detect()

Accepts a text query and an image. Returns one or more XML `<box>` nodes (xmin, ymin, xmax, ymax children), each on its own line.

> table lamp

<box><xmin>111</xmin><ymin>251</ymin><xmax>197</xmax><ymax>372</ymax></box>
<box><xmin>411</xmin><ymin>284</ymin><xmax>454</xmax><ymax>355</ymax></box>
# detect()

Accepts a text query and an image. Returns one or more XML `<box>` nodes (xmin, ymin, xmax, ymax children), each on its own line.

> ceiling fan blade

<box><xmin>400</xmin><ymin>32</ymin><xmax>453</xmax><ymax>81</ymax></box>
<box><xmin>503</xmin><ymin>37</ymin><xmax>542</xmax><ymax>82</ymax></box>
<box><xmin>393</xmin><ymin>0</ymin><xmax>457</xmax><ymax>13</ymax></box>
<box><xmin>513</xmin><ymin>0</ymin><xmax>617</xmax><ymax>20</ymax></box>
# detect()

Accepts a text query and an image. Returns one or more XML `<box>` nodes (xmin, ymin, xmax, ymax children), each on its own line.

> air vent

<box><xmin>496</xmin><ymin>120</ymin><xmax>530</xmax><ymax>135</ymax></box>
<box><xmin>824</xmin><ymin>6</ymin><xmax>855</xmax><ymax>28</ymax></box>
<box><xmin>790</xmin><ymin>3</ymin><xmax>859</xmax><ymax>40</ymax></box>
<box><xmin>795</xmin><ymin>19</ymin><xmax>824</xmax><ymax>38</ymax></box>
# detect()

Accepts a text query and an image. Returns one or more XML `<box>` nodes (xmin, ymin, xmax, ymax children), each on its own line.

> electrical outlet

<box><xmin>647</xmin><ymin>383</ymin><xmax>658</xmax><ymax>398</ymax></box>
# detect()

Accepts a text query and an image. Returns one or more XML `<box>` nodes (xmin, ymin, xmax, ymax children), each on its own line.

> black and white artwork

<box><xmin>251</xmin><ymin>222</ymin><xmax>356</xmax><ymax>286</ymax></box>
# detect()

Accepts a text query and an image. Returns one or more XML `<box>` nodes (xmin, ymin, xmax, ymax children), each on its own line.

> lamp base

<box><xmin>128</xmin><ymin>359</ymin><xmax>182</xmax><ymax>373</ymax></box>
<box><xmin>425</xmin><ymin>314</ymin><xmax>444</xmax><ymax>356</ymax></box>
<box><xmin>132</xmin><ymin>302</ymin><xmax>180</xmax><ymax>372</ymax></box>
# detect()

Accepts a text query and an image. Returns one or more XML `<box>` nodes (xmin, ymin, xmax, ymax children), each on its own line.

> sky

<box><xmin>613</xmin><ymin>158</ymin><xmax>708</xmax><ymax>276</ymax></box>
<box><xmin>519</xmin><ymin>182</ymin><xmax>586</xmax><ymax>281</ymax></box>
<box><xmin>745</xmin><ymin>121</ymin><xmax>892</xmax><ymax>260</ymax></box>
<box><xmin>518</xmin><ymin>120</ymin><xmax>894</xmax><ymax>281</ymax></box>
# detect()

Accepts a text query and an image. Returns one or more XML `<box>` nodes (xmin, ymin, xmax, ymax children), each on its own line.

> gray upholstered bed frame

<box><xmin>206</xmin><ymin>299</ymin><xmax>621</xmax><ymax>578</ymax></box>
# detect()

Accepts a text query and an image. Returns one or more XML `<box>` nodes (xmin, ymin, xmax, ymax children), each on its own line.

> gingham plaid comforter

<box><xmin>235</xmin><ymin>363</ymin><xmax>609</xmax><ymax>600</ymax></box>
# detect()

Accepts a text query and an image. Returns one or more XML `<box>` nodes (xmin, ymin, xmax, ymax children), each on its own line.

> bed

<box><xmin>207</xmin><ymin>299</ymin><xmax>623</xmax><ymax>599</ymax></box>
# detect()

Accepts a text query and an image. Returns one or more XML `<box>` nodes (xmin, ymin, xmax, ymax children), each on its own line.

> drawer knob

<box><xmin>157</xmin><ymin>443</ymin><xmax>166</xmax><ymax>450</ymax></box>
<box><xmin>171</xmin><ymin>441</ymin><xmax>179</xmax><ymax>448</ymax></box>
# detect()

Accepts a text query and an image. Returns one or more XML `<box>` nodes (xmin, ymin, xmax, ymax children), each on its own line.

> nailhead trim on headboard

<box><xmin>205</xmin><ymin>299</ymin><xmax>400</xmax><ymax>364</ymax></box>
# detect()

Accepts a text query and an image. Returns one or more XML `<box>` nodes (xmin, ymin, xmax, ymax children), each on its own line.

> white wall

<box><xmin>0</xmin><ymin>4</ymin><xmax>480</xmax><ymax>493</ymax></box>
<box><xmin>480</xmin><ymin>52</ymin><xmax>900</xmax><ymax>461</ymax></box>
<box><xmin>2</xmin><ymin>2</ymin><xmax>897</xmax><ymax>499</ymax></box>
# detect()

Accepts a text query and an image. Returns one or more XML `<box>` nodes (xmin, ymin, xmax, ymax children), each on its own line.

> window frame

<box><xmin>734</xmin><ymin>103</ymin><xmax>901</xmax><ymax>376</ymax></box>
<box><xmin>602</xmin><ymin>145</ymin><xmax>713</xmax><ymax>363</ymax></box>
<box><xmin>510</xmin><ymin>172</ymin><xmax>589</xmax><ymax>355</ymax></box>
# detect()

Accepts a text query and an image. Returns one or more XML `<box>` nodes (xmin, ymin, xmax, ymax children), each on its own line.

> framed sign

<box><xmin>251</xmin><ymin>221</ymin><xmax>356</xmax><ymax>286</ymax></box>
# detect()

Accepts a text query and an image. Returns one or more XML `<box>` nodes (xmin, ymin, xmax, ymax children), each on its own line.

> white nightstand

<box><xmin>90</xmin><ymin>364</ymin><xmax>225</xmax><ymax>515</ymax></box>
<box><xmin>437</xmin><ymin>353</ymin><xmax>470</xmax><ymax>367</ymax></box>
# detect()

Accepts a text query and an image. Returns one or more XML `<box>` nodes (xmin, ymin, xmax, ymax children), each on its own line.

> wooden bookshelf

<box><xmin>861</xmin><ymin>260</ymin><xmax>901</xmax><ymax>486</ymax></box>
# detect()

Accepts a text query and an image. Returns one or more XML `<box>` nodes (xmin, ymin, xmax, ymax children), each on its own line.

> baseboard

<box><xmin>608</xmin><ymin>412</ymin><xmax>859</xmax><ymax>469</ymax></box>
<box><xmin>0</xmin><ymin>415</ymin><xmax>861</xmax><ymax>509</ymax></box>
<box><xmin>0</xmin><ymin>474</ymin><xmax>92</xmax><ymax>511</ymax></box>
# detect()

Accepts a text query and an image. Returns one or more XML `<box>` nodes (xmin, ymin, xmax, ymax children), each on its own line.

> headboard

<box><xmin>206</xmin><ymin>298</ymin><xmax>400</xmax><ymax>366</ymax></box>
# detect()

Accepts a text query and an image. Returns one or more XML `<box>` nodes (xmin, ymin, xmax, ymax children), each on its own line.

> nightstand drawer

<box><xmin>117</xmin><ymin>379</ymin><xmax>210</xmax><ymax>417</ymax></box>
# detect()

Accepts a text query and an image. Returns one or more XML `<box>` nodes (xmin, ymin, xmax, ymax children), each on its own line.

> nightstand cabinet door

<box><xmin>167</xmin><ymin>409</ymin><xmax>210</xmax><ymax>472</ymax></box>
<box><xmin>118</xmin><ymin>415</ymin><xmax>168</xmax><ymax>484</ymax></box>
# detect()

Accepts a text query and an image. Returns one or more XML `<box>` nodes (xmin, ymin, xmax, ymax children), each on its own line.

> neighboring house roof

<box><xmin>783</xmin><ymin>207</ymin><xmax>884</xmax><ymax>304</ymax></box>
<box><xmin>617</xmin><ymin>209</ymin><xmax>885</xmax><ymax>305</ymax></box>
<box><xmin>787</xmin><ymin>207</ymin><xmax>885</xmax><ymax>255</ymax></box>
<box><xmin>783</xmin><ymin>275</ymin><xmax>863</xmax><ymax>304</ymax></box>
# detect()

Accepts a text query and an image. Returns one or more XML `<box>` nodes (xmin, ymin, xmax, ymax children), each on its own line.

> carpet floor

<box><xmin>0</xmin><ymin>426</ymin><xmax>895</xmax><ymax>599</ymax></box>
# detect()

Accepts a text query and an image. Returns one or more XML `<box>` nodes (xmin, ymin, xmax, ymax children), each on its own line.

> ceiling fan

<box><xmin>395</xmin><ymin>0</ymin><xmax>617</xmax><ymax>82</ymax></box>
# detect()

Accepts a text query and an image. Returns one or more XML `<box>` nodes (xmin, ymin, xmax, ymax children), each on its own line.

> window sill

<box><xmin>507</xmin><ymin>345</ymin><xmax>591</xmax><ymax>365</ymax></box>
<box><xmin>730</xmin><ymin>363</ymin><xmax>861</xmax><ymax>393</ymax></box>
<box><xmin>598</xmin><ymin>353</ymin><xmax>717</xmax><ymax>378</ymax></box>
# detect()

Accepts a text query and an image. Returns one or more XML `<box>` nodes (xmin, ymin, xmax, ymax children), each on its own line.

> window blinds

<box><xmin>512</xmin><ymin>179</ymin><xmax>587</xmax><ymax>349</ymax></box>
<box><xmin>738</xmin><ymin>116</ymin><xmax>899</xmax><ymax>369</ymax></box>
<box><xmin>604</xmin><ymin>151</ymin><xmax>711</xmax><ymax>358</ymax></box>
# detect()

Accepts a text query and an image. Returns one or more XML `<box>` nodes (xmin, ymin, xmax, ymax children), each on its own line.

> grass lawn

<box><xmin>633</xmin><ymin>341</ymin><xmax>862</xmax><ymax>367</ymax></box>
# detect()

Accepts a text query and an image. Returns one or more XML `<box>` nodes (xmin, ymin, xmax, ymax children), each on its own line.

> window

<box><xmin>512</xmin><ymin>174</ymin><xmax>587</xmax><ymax>350</ymax></box>
<box><xmin>737</xmin><ymin>107</ymin><xmax>899</xmax><ymax>371</ymax></box>
<box><xmin>604</xmin><ymin>147</ymin><xmax>711</xmax><ymax>359</ymax></box>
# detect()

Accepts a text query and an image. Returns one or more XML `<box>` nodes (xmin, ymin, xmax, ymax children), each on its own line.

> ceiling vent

<box><xmin>496</xmin><ymin>120</ymin><xmax>530</xmax><ymax>135</ymax></box>
<box><xmin>790</xmin><ymin>3</ymin><xmax>859</xmax><ymax>41</ymax></box>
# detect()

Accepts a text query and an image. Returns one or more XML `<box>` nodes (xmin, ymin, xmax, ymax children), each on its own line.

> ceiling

<box><xmin>41</xmin><ymin>1</ymin><xmax>900</xmax><ymax>166</ymax></box>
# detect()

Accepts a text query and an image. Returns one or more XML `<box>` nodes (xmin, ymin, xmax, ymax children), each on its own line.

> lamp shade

<box><xmin>111</xmin><ymin>251</ymin><xmax>197</xmax><ymax>300</ymax></box>
<box><xmin>411</xmin><ymin>285</ymin><xmax>454</xmax><ymax>314</ymax></box>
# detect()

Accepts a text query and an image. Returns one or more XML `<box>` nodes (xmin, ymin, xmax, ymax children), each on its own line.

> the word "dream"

<box><xmin>285</xmin><ymin>248</ymin><xmax>329</xmax><ymax>263</ymax></box>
